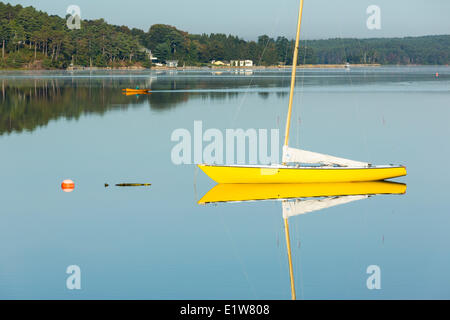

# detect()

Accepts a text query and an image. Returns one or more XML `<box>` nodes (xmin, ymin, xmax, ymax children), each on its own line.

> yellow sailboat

<box><xmin>198</xmin><ymin>181</ymin><xmax>406</xmax><ymax>299</ymax></box>
<box><xmin>198</xmin><ymin>0</ymin><xmax>406</xmax><ymax>183</ymax></box>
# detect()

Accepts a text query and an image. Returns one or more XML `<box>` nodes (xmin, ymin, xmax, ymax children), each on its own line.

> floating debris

<box><xmin>104</xmin><ymin>183</ymin><xmax>151</xmax><ymax>187</ymax></box>
<box><xmin>116</xmin><ymin>183</ymin><xmax>151</xmax><ymax>187</ymax></box>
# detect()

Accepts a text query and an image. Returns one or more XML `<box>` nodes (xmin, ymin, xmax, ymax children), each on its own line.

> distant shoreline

<box><xmin>2</xmin><ymin>63</ymin><xmax>378</xmax><ymax>71</ymax></box>
<box><xmin>2</xmin><ymin>63</ymin><xmax>448</xmax><ymax>72</ymax></box>
<box><xmin>199</xmin><ymin>64</ymin><xmax>381</xmax><ymax>70</ymax></box>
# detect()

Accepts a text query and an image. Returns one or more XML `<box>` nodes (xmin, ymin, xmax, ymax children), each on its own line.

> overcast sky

<box><xmin>5</xmin><ymin>0</ymin><xmax>450</xmax><ymax>40</ymax></box>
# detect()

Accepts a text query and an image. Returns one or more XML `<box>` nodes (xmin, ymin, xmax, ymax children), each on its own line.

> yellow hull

<box><xmin>198</xmin><ymin>164</ymin><xmax>406</xmax><ymax>184</ymax></box>
<box><xmin>198</xmin><ymin>181</ymin><xmax>406</xmax><ymax>204</ymax></box>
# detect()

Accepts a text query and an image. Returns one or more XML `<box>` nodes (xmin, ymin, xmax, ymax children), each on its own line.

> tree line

<box><xmin>0</xmin><ymin>2</ymin><xmax>448</xmax><ymax>69</ymax></box>
<box><xmin>0</xmin><ymin>2</ymin><xmax>150</xmax><ymax>69</ymax></box>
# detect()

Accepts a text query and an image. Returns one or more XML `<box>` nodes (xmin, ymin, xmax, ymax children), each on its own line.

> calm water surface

<box><xmin>0</xmin><ymin>66</ymin><xmax>449</xmax><ymax>299</ymax></box>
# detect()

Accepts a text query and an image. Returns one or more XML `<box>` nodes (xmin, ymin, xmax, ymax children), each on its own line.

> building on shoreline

<box><xmin>166</xmin><ymin>60</ymin><xmax>179</xmax><ymax>68</ymax></box>
<box><xmin>141</xmin><ymin>48</ymin><xmax>158</xmax><ymax>63</ymax></box>
<box><xmin>230</xmin><ymin>60</ymin><xmax>253</xmax><ymax>67</ymax></box>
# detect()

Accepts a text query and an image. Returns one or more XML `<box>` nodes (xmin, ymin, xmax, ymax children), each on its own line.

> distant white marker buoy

<box><xmin>61</xmin><ymin>179</ymin><xmax>75</xmax><ymax>192</ymax></box>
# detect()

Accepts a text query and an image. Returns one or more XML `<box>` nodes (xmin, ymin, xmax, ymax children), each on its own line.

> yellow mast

<box><xmin>283</xmin><ymin>0</ymin><xmax>305</xmax><ymax>151</ymax></box>
<box><xmin>284</xmin><ymin>218</ymin><xmax>296</xmax><ymax>300</ymax></box>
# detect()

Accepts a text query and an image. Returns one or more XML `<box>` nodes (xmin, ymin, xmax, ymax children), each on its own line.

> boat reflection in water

<box><xmin>122</xmin><ymin>91</ymin><xmax>152</xmax><ymax>96</ymax></box>
<box><xmin>198</xmin><ymin>181</ymin><xmax>406</xmax><ymax>299</ymax></box>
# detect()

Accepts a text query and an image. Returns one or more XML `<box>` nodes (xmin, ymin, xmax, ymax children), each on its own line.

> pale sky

<box><xmin>4</xmin><ymin>0</ymin><xmax>450</xmax><ymax>40</ymax></box>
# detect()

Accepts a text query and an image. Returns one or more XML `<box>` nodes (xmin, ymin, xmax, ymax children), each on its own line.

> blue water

<box><xmin>0</xmin><ymin>66</ymin><xmax>449</xmax><ymax>299</ymax></box>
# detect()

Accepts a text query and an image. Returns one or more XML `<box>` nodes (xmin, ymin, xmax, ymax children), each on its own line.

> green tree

<box><xmin>154</xmin><ymin>42</ymin><xmax>170</xmax><ymax>61</ymax></box>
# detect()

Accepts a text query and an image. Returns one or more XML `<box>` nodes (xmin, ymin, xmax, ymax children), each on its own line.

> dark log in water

<box><xmin>116</xmin><ymin>183</ymin><xmax>151</xmax><ymax>187</ymax></box>
<box><xmin>104</xmin><ymin>183</ymin><xmax>151</xmax><ymax>187</ymax></box>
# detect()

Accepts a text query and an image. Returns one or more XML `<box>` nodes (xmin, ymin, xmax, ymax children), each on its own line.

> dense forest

<box><xmin>0</xmin><ymin>2</ymin><xmax>151</xmax><ymax>69</ymax></box>
<box><xmin>0</xmin><ymin>2</ymin><xmax>449</xmax><ymax>69</ymax></box>
<box><xmin>307</xmin><ymin>36</ymin><xmax>449</xmax><ymax>65</ymax></box>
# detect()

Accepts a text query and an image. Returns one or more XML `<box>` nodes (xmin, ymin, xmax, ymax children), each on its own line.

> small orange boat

<box><xmin>122</xmin><ymin>88</ymin><xmax>151</xmax><ymax>95</ymax></box>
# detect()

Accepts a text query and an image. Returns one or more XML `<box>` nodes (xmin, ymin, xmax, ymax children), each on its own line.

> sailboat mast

<box><xmin>283</xmin><ymin>0</ymin><xmax>305</xmax><ymax>150</ymax></box>
<box><xmin>284</xmin><ymin>218</ymin><xmax>296</xmax><ymax>300</ymax></box>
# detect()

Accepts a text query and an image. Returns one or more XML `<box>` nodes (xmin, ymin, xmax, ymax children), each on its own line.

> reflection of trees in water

<box><xmin>1</xmin><ymin>70</ymin><xmax>427</xmax><ymax>135</ymax></box>
<box><xmin>0</xmin><ymin>77</ymin><xmax>282</xmax><ymax>135</ymax></box>
<box><xmin>258</xmin><ymin>92</ymin><xmax>270</xmax><ymax>99</ymax></box>
<box><xmin>1</xmin><ymin>79</ymin><xmax>145</xmax><ymax>135</ymax></box>
<box><xmin>276</xmin><ymin>92</ymin><xmax>288</xmax><ymax>98</ymax></box>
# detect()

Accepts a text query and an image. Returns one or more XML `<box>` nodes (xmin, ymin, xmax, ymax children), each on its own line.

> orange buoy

<box><xmin>61</xmin><ymin>179</ymin><xmax>75</xmax><ymax>192</ymax></box>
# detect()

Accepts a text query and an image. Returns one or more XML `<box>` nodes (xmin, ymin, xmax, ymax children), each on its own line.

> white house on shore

<box><xmin>141</xmin><ymin>48</ymin><xmax>158</xmax><ymax>62</ymax></box>
<box><xmin>166</xmin><ymin>60</ymin><xmax>179</xmax><ymax>68</ymax></box>
<box><xmin>230</xmin><ymin>60</ymin><xmax>253</xmax><ymax>67</ymax></box>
